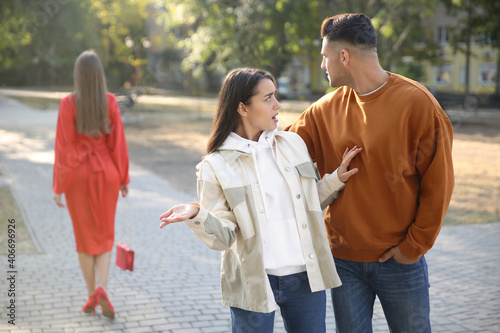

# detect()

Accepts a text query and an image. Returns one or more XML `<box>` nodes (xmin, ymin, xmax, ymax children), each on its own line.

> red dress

<box><xmin>53</xmin><ymin>93</ymin><xmax>129</xmax><ymax>255</ymax></box>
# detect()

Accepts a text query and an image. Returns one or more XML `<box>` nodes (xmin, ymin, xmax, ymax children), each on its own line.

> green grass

<box><xmin>10</xmin><ymin>96</ymin><xmax>61</xmax><ymax>110</ymax></box>
<box><xmin>0</xmin><ymin>186</ymin><xmax>38</xmax><ymax>254</ymax></box>
<box><xmin>444</xmin><ymin>208</ymin><xmax>500</xmax><ymax>226</ymax></box>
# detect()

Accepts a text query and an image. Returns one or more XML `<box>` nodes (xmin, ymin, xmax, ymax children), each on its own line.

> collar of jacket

<box><xmin>218</xmin><ymin>129</ymin><xmax>278</xmax><ymax>164</ymax></box>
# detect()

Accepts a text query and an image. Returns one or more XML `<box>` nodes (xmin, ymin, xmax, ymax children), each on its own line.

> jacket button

<box><xmin>309</xmin><ymin>253</ymin><xmax>316</xmax><ymax>259</ymax></box>
<box><xmin>285</xmin><ymin>166</ymin><xmax>291</xmax><ymax>171</ymax></box>
<box><xmin>195</xmin><ymin>221</ymin><xmax>200</xmax><ymax>225</ymax></box>
<box><xmin>302</xmin><ymin>224</ymin><xmax>307</xmax><ymax>229</ymax></box>
<box><xmin>296</xmin><ymin>194</ymin><xmax>301</xmax><ymax>199</ymax></box>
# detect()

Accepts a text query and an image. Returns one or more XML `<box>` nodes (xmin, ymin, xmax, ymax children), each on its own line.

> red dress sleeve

<box><xmin>106</xmin><ymin>93</ymin><xmax>130</xmax><ymax>186</ymax></box>
<box><xmin>53</xmin><ymin>95</ymin><xmax>80</xmax><ymax>194</ymax></box>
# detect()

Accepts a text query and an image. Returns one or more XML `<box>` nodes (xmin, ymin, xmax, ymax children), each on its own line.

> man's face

<box><xmin>320</xmin><ymin>38</ymin><xmax>347</xmax><ymax>88</ymax></box>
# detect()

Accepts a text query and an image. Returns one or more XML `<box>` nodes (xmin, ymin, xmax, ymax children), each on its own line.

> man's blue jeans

<box><xmin>230</xmin><ymin>271</ymin><xmax>326</xmax><ymax>332</ymax></box>
<box><xmin>331</xmin><ymin>257</ymin><xmax>431</xmax><ymax>333</ymax></box>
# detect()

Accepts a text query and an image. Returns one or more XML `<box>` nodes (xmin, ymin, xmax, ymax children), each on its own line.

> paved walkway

<box><xmin>0</xmin><ymin>95</ymin><xmax>499</xmax><ymax>332</ymax></box>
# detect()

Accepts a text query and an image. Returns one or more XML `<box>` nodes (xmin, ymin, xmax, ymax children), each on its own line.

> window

<box><xmin>434</xmin><ymin>63</ymin><xmax>452</xmax><ymax>86</ymax></box>
<box><xmin>436</xmin><ymin>26</ymin><xmax>449</xmax><ymax>44</ymax></box>
<box><xmin>479</xmin><ymin>63</ymin><xmax>497</xmax><ymax>85</ymax></box>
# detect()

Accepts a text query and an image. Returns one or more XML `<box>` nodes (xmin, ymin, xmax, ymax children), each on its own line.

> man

<box><xmin>286</xmin><ymin>13</ymin><xmax>454</xmax><ymax>332</ymax></box>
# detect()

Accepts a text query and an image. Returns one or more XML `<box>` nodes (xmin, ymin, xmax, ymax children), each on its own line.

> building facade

<box><xmin>420</xmin><ymin>4</ymin><xmax>498</xmax><ymax>96</ymax></box>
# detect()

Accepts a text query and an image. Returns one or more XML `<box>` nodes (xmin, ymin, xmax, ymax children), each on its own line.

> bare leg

<box><xmin>94</xmin><ymin>251</ymin><xmax>115</xmax><ymax>318</ymax></box>
<box><xmin>95</xmin><ymin>251</ymin><xmax>112</xmax><ymax>290</ymax></box>
<box><xmin>78</xmin><ymin>252</ymin><xmax>96</xmax><ymax>297</ymax></box>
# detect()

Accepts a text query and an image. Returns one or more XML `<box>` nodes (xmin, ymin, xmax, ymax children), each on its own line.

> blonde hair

<box><xmin>73</xmin><ymin>50</ymin><xmax>109</xmax><ymax>135</ymax></box>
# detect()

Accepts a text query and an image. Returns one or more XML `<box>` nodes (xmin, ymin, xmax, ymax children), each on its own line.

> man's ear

<box><xmin>340</xmin><ymin>49</ymin><xmax>350</xmax><ymax>66</ymax></box>
<box><xmin>237</xmin><ymin>102</ymin><xmax>247</xmax><ymax>117</ymax></box>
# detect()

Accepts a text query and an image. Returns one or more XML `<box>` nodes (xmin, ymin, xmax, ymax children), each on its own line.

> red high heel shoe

<box><xmin>82</xmin><ymin>294</ymin><xmax>97</xmax><ymax>314</ymax></box>
<box><xmin>94</xmin><ymin>286</ymin><xmax>115</xmax><ymax>319</ymax></box>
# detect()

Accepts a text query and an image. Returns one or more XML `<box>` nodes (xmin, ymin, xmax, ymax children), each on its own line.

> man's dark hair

<box><xmin>321</xmin><ymin>13</ymin><xmax>377</xmax><ymax>49</ymax></box>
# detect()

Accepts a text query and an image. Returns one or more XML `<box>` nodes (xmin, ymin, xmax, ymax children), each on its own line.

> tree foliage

<box><xmin>157</xmin><ymin>0</ymin><xmax>323</xmax><ymax>84</ymax></box>
<box><xmin>0</xmin><ymin>0</ymin><xmax>148</xmax><ymax>87</ymax></box>
<box><xmin>442</xmin><ymin>0</ymin><xmax>500</xmax><ymax>46</ymax></box>
<box><xmin>3</xmin><ymin>0</ymin><xmax>493</xmax><ymax>91</ymax></box>
<box><xmin>158</xmin><ymin>0</ymin><xmax>440</xmax><ymax>84</ymax></box>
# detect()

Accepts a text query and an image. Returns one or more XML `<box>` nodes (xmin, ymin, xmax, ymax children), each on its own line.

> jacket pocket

<box><xmin>295</xmin><ymin>162</ymin><xmax>318</xmax><ymax>179</ymax></box>
<box><xmin>295</xmin><ymin>162</ymin><xmax>322</xmax><ymax>212</ymax></box>
<box><xmin>224</xmin><ymin>186</ymin><xmax>256</xmax><ymax>240</ymax></box>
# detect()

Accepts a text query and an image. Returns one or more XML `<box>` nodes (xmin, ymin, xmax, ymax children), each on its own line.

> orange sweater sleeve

<box><xmin>284</xmin><ymin>111</ymin><xmax>316</xmax><ymax>162</ymax></box>
<box><xmin>284</xmin><ymin>95</ymin><xmax>330</xmax><ymax>166</ymax></box>
<box><xmin>106</xmin><ymin>93</ymin><xmax>130</xmax><ymax>186</ymax></box>
<box><xmin>285</xmin><ymin>92</ymin><xmax>341</xmax><ymax>178</ymax></box>
<box><xmin>399</xmin><ymin>111</ymin><xmax>455</xmax><ymax>259</ymax></box>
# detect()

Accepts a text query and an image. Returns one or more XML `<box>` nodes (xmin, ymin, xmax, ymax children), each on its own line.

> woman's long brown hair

<box><xmin>73</xmin><ymin>50</ymin><xmax>109</xmax><ymax>136</ymax></box>
<box><xmin>206</xmin><ymin>68</ymin><xmax>276</xmax><ymax>154</ymax></box>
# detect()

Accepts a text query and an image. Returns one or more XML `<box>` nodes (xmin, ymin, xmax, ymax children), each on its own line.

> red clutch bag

<box><xmin>115</xmin><ymin>242</ymin><xmax>134</xmax><ymax>271</ymax></box>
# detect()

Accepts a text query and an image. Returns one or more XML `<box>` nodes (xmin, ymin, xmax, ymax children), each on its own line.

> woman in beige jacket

<box><xmin>159</xmin><ymin>68</ymin><xmax>361</xmax><ymax>332</ymax></box>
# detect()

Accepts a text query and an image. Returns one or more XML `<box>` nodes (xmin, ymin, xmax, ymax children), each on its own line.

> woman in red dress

<box><xmin>53</xmin><ymin>50</ymin><xmax>129</xmax><ymax>319</ymax></box>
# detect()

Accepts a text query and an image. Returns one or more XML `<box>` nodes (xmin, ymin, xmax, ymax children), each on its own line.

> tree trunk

<box><xmin>464</xmin><ymin>4</ymin><xmax>472</xmax><ymax>98</ymax></box>
<box><xmin>496</xmin><ymin>43</ymin><xmax>500</xmax><ymax>96</ymax></box>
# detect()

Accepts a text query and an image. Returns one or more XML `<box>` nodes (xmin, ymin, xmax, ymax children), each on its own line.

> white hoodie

<box><xmin>220</xmin><ymin>129</ymin><xmax>305</xmax><ymax>276</ymax></box>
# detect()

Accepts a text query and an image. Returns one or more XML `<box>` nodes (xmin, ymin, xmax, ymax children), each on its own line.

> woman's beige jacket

<box><xmin>184</xmin><ymin>131</ymin><xmax>343</xmax><ymax>313</ymax></box>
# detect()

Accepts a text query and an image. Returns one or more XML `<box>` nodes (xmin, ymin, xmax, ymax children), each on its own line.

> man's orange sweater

<box><xmin>287</xmin><ymin>73</ymin><xmax>454</xmax><ymax>262</ymax></box>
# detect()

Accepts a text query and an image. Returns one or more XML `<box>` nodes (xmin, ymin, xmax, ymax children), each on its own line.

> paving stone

<box><xmin>171</xmin><ymin>328</ymin><xmax>202</xmax><ymax>333</ymax></box>
<box><xmin>123</xmin><ymin>321</ymin><xmax>141</xmax><ymax>329</ymax></box>
<box><xmin>123</xmin><ymin>327</ymin><xmax>152</xmax><ymax>333</ymax></box>
<box><xmin>150</xmin><ymin>323</ymin><xmax>183</xmax><ymax>331</ymax></box>
<box><xmin>139</xmin><ymin>317</ymin><xmax>169</xmax><ymax>327</ymax></box>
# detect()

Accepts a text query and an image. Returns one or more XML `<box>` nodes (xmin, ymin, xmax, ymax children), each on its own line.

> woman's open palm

<box><xmin>337</xmin><ymin>146</ymin><xmax>363</xmax><ymax>183</ymax></box>
<box><xmin>159</xmin><ymin>204</ymin><xmax>199</xmax><ymax>228</ymax></box>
